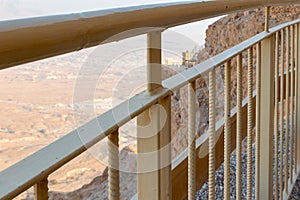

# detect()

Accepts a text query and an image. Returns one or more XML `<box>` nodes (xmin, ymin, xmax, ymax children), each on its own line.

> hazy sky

<box><xmin>0</xmin><ymin>0</ymin><xmax>221</xmax><ymax>45</ymax></box>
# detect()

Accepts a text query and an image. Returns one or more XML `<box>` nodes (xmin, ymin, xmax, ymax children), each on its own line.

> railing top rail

<box><xmin>1</xmin><ymin>0</ymin><xmax>299</xmax><ymax>70</ymax></box>
<box><xmin>0</xmin><ymin>17</ymin><xmax>299</xmax><ymax>199</ymax></box>
<box><xmin>164</xmin><ymin>19</ymin><xmax>300</xmax><ymax>91</ymax></box>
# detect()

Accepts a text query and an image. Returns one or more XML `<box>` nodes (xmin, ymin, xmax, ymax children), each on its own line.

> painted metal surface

<box><xmin>172</xmin><ymin>92</ymin><xmax>257</xmax><ymax>200</ymax></box>
<box><xmin>295</xmin><ymin>24</ymin><xmax>300</xmax><ymax>175</ymax></box>
<box><xmin>259</xmin><ymin>36</ymin><xmax>275</xmax><ymax>200</ymax></box>
<box><xmin>290</xmin><ymin>25</ymin><xmax>295</xmax><ymax>184</ymax></box>
<box><xmin>137</xmin><ymin>31</ymin><xmax>162</xmax><ymax>200</ymax></box>
<box><xmin>34</xmin><ymin>178</ymin><xmax>48</xmax><ymax>200</ymax></box>
<box><xmin>255</xmin><ymin>42</ymin><xmax>262</xmax><ymax>200</ymax></box>
<box><xmin>159</xmin><ymin>96</ymin><xmax>172</xmax><ymax>200</ymax></box>
<box><xmin>108</xmin><ymin>130</ymin><xmax>120</xmax><ymax>200</ymax></box>
<box><xmin>247</xmin><ymin>47</ymin><xmax>254</xmax><ymax>200</ymax></box>
<box><xmin>280</xmin><ymin>29</ymin><xmax>285</xmax><ymax>200</ymax></box>
<box><xmin>208</xmin><ymin>68</ymin><xmax>216</xmax><ymax>200</ymax></box>
<box><xmin>188</xmin><ymin>81</ymin><xmax>196</xmax><ymax>200</ymax></box>
<box><xmin>273</xmin><ymin>33</ymin><xmax>279</xmax><ymax>200</ymax></box>
<box><xmin>285</xmin><ymin>27</ymin><xmax>290</xmax><ymax>194</ymax></box>
<box><xmin>224</xmin><ymin>61</ymin><xmax>231</xmax><ymax>200</ymax></box>
<box><xmin>236</xmin><ymin>54</ymin><xmax>243</xmax><ymax>200</ymax></box>
<box><xmin>0</xmin><ymin>0</ymin><xmax>300</xmax><ymax>70</ymax></box>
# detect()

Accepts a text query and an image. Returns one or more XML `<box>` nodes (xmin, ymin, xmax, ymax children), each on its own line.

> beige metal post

<box><xmin>137</xmin><ymin>31</ymin><xmax>171</xmax><ymax>200</ymax></box>
<box><xmin>265</xmin><ymin>7</ymin><xmax>270</xmax><ymax>32</ymax></box>
<box><xmin>224</xmin><ymin>61</ymin><xmax>231</xmax><ymax>200</ymax></box>
<box><xmin>290</xmin><ymin>25</ymin><xmax>295</xmax><ymax>184</ymax></box>
<box><xmin>147</xmin><ymin>31</ymin><xmax>162</xmax><ymax>93</ymax></box>
<box><xmin>159</xmin><ymin>95</ymin><xmax>172</xmax><ymax>200</ymax></box>
<box><xmin>34</xmin><ymin>178</ymin><xmax>48</xmax><ymax>200</ymax></box>
<box><xmin>137</xmin><ymin>107</ymin><xmax>160</xmax><ymax>199</ymax></box>
<box><xmin>236</xmin><ymin>54</ymin><xmax>243</xmax><ymax>200</ymax></box>
<box><xmin>188</xmin><ymin>81</ymin><xmax>196</xmax><ymax>200</ymax></box>
<box><xmin>285</xmin><ymin>27</ymin><xmax>290</xmax><ymax>194</ymax></box>
<box><xmin>273</xmin><ymin>32</ymin><xmax>279</xmax><ymax>200</ymax></box>
<box><xmin>297</xmin><ymin>23</ymin><xmax>300</xmax><ymax>174</ymax></box>
<box><xmin>208</xmin><ymin>68</ymin><xmax>216</xmax><ymax>200</ymax></box>
<box><xmin>247</xmin><ymin>47</ymin><xmax>254</xmax><ymax>200</ymax></box>
<box><xmin>108</xmin><ymin>130</ymin><xmax>120</xmax><ymax>200</ymax></box>
<box><xmin>280</xmin><ymin>29</ymin><xmax>285</xmax><ymax>200</ymax></box>
<box><xmin>294</xmin><ymin>24</ymin><xmax>298</xmax><ymax>176</ymax></box>
<box><xmin>137</xmin><ymin>31</ymin><xmax>162</xmax><ymax>200</ymax></box>
<box><xmin>259</xmin><ymin>35</ymin><xmax>275</xmax><ymax>200</ymax></box>
<box><xmin>256</xmin><ymin>42</ymin><xmax>262</xmax><ymax>200</ymax></box>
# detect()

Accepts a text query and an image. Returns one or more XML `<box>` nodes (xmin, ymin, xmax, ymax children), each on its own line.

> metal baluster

<box><xmin>255</xmin><ymin>42</ymin><xmax>262</xmax><ymax>200</ymax></box>
<box><xmin>294</xmin><ymin>24</ymin><xmax>299</xmax><ymax>175</ymax></box>
<box><xmin>159</xmin><ymin>95</ymin><xmax>172</xmax><ymax>200</ymax></box>
<box><xmin>290</xmin><ymin>25</ymin><xmax>295</xmax><ymax>184</ymax></box>
<box><xmin>34</xmin><ymin>178</ymin><xmax>49</xmax><ymax>200</ymax></box>
<box><xmin>274</xmin><ymin>32</ymin><xmax>279</xmax><ymax>200</ymax></box>
<box><xmin>236</xmin><ymin>54</ymin><xmax>243</xmax><ymax>200</ymax></box>
<box><xmin>265</xmin><ymin>7</ymin><xmax>270</xmax><ymax>32</ymax></box>
<box><xmin>224</xmin><ymin>60</ymin><xmax>231</xmax><ymax>200</ymax></box>
<box><xmin>284</xmin><ymin>26</ymin><xmax>290</xmax><ymax>194</ymax></box>
<box><xmin>188</xmin><ymin>81</ymin><xmax>196</xmax><ymax>200</ymax></box>
<box><xmin>208</xmin><ymin>68</ymin><xmax>216</xmax><ymax>200</ymax></box>
<box><xmin>108</xmin><ymin>130</ymin><xmax>120</xmax><ymax>200</ymax></box>
<box><xmin>247</xmin><ymin>47</ymin><xmax>254</xmax><ymax>200</ymax></box>
<box><xmin>280</xmin><ymin>29</ymin><xmax>285</xmax><ymax>200</ymax></box>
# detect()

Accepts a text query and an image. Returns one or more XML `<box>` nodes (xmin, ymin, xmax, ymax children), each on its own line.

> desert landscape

<box><xmin>0</xmin><ymin>32</ymin><xmax>189</xmax><ymax>199</ymax></box>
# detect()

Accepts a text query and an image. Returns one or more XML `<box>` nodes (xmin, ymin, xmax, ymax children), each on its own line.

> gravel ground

<box><xmin>196</xmin><ymin>143</ymin><xmax>255</xmax><ymax>200</ymax></box>
<box><xmin>290</xmin><ymin>176</ymin><xmax>300</xmax><ymax>200</ymax></box>
<box><xmin>196</xmin><ymin>133</ymin><xmax>300</xmax><ymax>200</ymax></box>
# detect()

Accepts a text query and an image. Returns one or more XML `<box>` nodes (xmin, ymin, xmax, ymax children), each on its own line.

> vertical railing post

<box><xmin>188</xmin><ymin>81</ymin><xmax>196</xmax><ymax>200</ymax></box>
<box><xmin>247</xmin><ymin>47</ymin><xmax>254</xmax><ymax>200</ymax></box>
<box><xmin>208</xmin><ymin>68</ymin><xmax>216</xmax><ymax>200</ymax></box>
<box><xmin>137</xmin><ymin>30</ymin><xmax>171</xmax><ymax>200</ymax></box>
<box><xmin>297</xmin><ymin>24</ymin><xmax>300</xmax><ymax>174</ymax></box>
<box><xmin>259</xmin><ymin>35</ymin><xmax>275</xmax><ymax>200</ymax></box>
<box><xmin>280</xmin><ymin>29</ymin><xmax>285</xmax><ymax>200</ymax></box>
<box><xmin>236</xmin><ymin>54</ymin><xmax>243</xmax><ymax>200</ymax></box>
<box><xmin>293</xmin><ymin>24</ymin><xmax>298</xmax><ymax>176</ymax></box>
<box><xmin>34</xmin><ymin>178</ymin><xmax>48</xmax><ymax>200</ymax></box>
<box><xmin>224</xmin><ymin>61</ymin><xmax>231</xmax><ymax>200</ymax></box>
<box><xmin>290</xmin><ymin>25</ymin><xmax>295</xmax><ymax>184</ymax></box>
<box><xmin>265</xmin><ymin>7</ymin><xmax>270</xmax><ymax>33</ymax></box>
<box><xmin>255</xmin><ymin>42</ymin><xmax>262</xmax><ymax>200</ymax></box>
<box><xmin>284</xmin><ymin>27</ymin><xmax>290</xmax><ymax>194</ymax></box>
<box><xmin>108</xmin><ymin>130</ymin><xmax>120</xmax><ymax>200</ymax></box>
<box><xmin>146</xmin><ymin>31</ymin><xmax>162</xmax><ymax>93</ymax></box>
<box><xmin>273</xmin><ymin>32</ymin><xmax>279</xmax><ymax>200</ymax></box>
<box><xmin>159</xmin><ymin>95</ymin><xmax>172</xmax><ymax>200</ymax></box>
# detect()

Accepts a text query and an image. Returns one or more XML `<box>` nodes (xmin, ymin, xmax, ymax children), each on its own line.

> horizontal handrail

<box><xmin>0</xmin><ymin>18</ymin><xmax>299</xmax><ymax>199</ymax></box>
<box><xmin>0</xmin><ymin>88</ymin><xmax>171</xmax><ymax>199</ymax></box>
<box><xmin>163</xmin><ymin>19</ymin><xmax>300</xmax><ymax>91</ymax></box>
<box><xmin>0</xmin><ymin>0</ymin><xmax>299</xmax><ymax>70</ymax></box>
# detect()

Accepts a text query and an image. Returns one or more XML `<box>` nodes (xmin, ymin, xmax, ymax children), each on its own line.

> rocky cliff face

<box><xmin>49</xmin><ymin>5</ymin><xmax>300</xmax><ymax>199</ymax></box>
<box><xmin>49</xmin><ymin>146</ymin><xmax>137</xmax><ymax>200</ymax></box>
<box><xmin>203</xmin><ymin>6</ymin><xmax>300</xmax><ymax>58</ymax></box>
<box><xmin>192</xmin><ymin>5</ymin><xmax>300</xmax><ymax>140</ymax></box>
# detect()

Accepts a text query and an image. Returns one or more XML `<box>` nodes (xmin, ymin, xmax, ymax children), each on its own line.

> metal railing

<box><xmin>0</xmin><ymin>1</ymin><xmax>300</xmax><ymax>200</ymax></box>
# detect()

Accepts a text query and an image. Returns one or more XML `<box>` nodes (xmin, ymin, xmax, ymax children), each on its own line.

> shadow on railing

<box><xmin>0</xmin><ymin>1</ymin><xmax>300</xmax><ymax>200</ymax></box>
